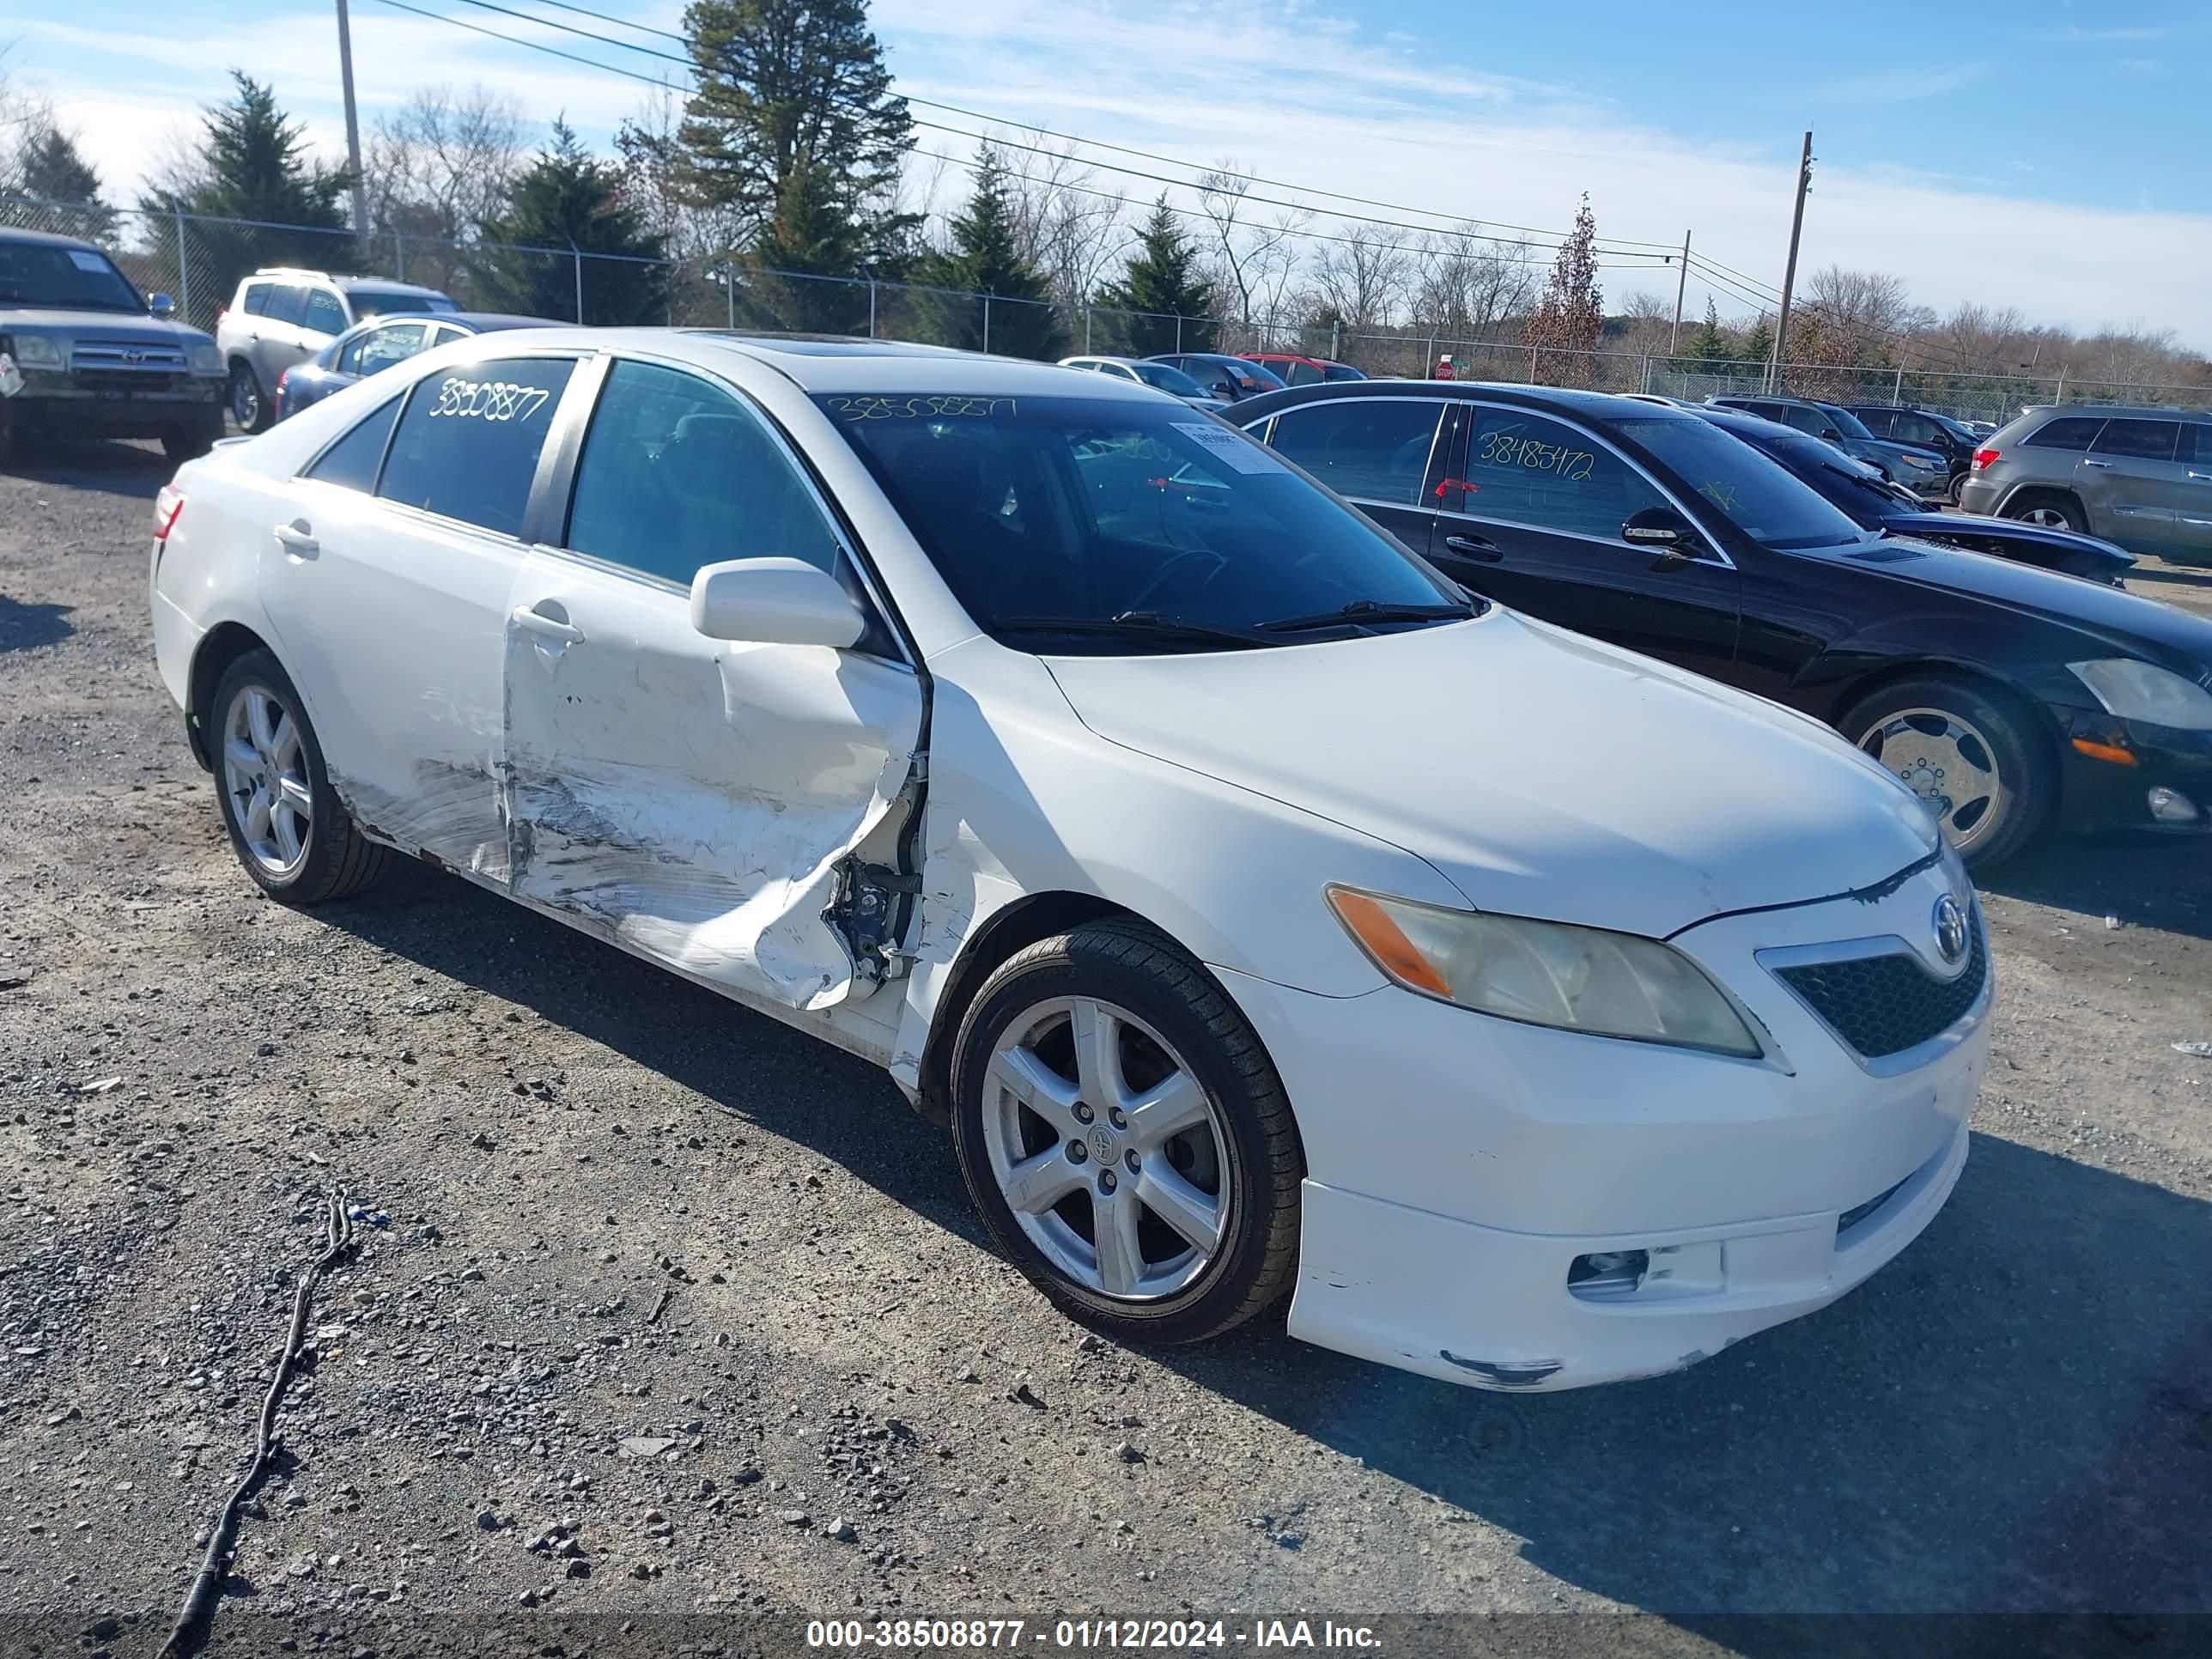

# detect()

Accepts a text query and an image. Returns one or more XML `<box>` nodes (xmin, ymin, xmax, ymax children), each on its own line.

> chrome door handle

<box><xmin>272</xmin><ymin>520</ymin><xmax>318</xmax><ymax>557</ymax></box>
<box><xmin>2081</xmin><ymin>459</ymin><xmax>2113</xmax><ymax>468</ymax></box>
<box><xmin>1443</xmin><ymin>533</ymin><xmax>1503</xmax><ymax>562</ymax></box>
<box><xmin>511</xmin><ymin>605</ymin><xmax>584</xmax><ymax>645</ymax></box>
<box><xmin>2188</xmin><ymin>471</ymin><xmax>2212</xmax><ymax>483</ymax></box>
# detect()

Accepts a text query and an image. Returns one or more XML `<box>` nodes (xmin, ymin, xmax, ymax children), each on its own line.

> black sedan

<box><xmin>1237</xmin><ymin>380</ymin><xmax>2212</xmax><ymax>866</ymax></box>
<box><xmin>273</xmin><ymin>311</ymin><xmax>554</xmax><ymax>420</ymax></box>
<box><xmin>1694</xmin><ymin>404</ymin><xmax>2136</xmax><ymax>586</ymax></box>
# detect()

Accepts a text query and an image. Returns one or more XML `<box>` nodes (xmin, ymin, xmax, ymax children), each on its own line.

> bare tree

<box><xmin>991</xmin><ymin>130</ymin><xmax>1127</xmax><ymax>307</ymax></box>
<box><xmin>1304</xmin><ymin>226</ymin><xmax>1406</xmax><ymax>335</ymax></box>
<box><xmin>1799</xmin><ymin>265</ymin><xmax>1932</xmax><ymax>362</ymax></box>
<box><xmin>1194</xmin><ymin>167</ymin><xmax>1309</xmax><ymax>344</ymax></box>
<box><xmin>364</xmin><ymin>84</ymin><xmax>526</xmax><ymax>244</ymax></box>
<box><xmin>1410</xmin><ymin>225</ymin><xmax>1535</xmax><ymax>337</ymax></box>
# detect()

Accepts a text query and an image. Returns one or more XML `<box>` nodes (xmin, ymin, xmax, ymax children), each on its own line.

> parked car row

<box><xmin>151</xmin><ymin>327</ymin><xmax>2009</xmax><ymax>1395</ymax></box>
<box><xmin>1708</xmin><ymin>394</ymin><xmax>1953</xmax><ymax>500</ymax></box>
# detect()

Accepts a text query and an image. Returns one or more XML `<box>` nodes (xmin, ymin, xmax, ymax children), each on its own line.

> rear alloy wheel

<box><xmin>2006</xmin><ymin>493</ymin><xmax>2085</xmax><ymax>532</ymax></box>
<box><xmin>210</xmin><ymin>649</ymin><xmax>391</xmax><ymax>903</ymax></box>
<box><xmin>951</xmin><ymin>920</ymin><xmax>1302</xmax><ymax>1345</ymax></box>
<box><xmin>1845</xmin><ymin>675</ymin><xmax>2053</xmax><ymax>868</ymax></box>
<box><xmin>228</xmin><ymin>362</ymin><xmax>270</xmax><ymax>434</ymax></box>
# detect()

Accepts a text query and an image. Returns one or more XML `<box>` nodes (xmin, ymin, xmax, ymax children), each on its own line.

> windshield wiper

<box><xmin>994</xmin><ymin>611</ymin><xmax>1273</xmax><ymax>650</ymax></box>
<box><xmin>1255</xmin><ymin>599</ymin><xmax>1477</xmax><ymax>635</ymax></box>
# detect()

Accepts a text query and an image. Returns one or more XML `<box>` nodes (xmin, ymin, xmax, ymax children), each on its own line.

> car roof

<box><xmin>2017</xmin><ymin>402</ymin><xmax>2210</xmax><ymax>417</ymax></box>
<box><xmin>240</xmin><ymin>268</ymin><xmax>453</xmax><ymax>297</ymax></box>
<box><xmin>469</xmin><ymin>330</ymin><xmax>1160</xmax><ymax>399</ymax></box>
<box><xmin>0</xmin><ymin>226</ymin><xmax>104</xmax><ymax>252</ymax></box>
<box><xmin>1240</xmin><ymin>379</ymin><xmax>1711</xmax><ymax>424</ymax></box>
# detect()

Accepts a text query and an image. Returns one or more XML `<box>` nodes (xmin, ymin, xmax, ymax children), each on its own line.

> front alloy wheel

<box><xmin>1845</xmin><ymin>674</ymin><xmax>2053</xmax><ymax>868</ymax></box>
<box><xmin>951</xmin><ymin>919</ymin><xmax>1303</xmax><ymax>1344</ymax></box>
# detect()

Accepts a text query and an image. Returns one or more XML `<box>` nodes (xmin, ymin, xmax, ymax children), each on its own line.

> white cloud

<box><xmin>15</xmin><ymin>0</ymin><xmax>2210</xmax><ymax>347</ymax></box>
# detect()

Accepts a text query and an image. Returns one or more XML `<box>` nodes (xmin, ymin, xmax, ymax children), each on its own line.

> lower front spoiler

<box><xmin>1286</xmin><ymin>1121</ymin><xmax>1969</xmax><ymax>1392</ymax></box>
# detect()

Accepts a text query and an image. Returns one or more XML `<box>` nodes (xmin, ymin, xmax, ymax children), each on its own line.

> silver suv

<box><xmin>0</xmin><ymin>227</ymin><xmax>227</xmax><ymax>465</ymax></box>
<box><xmin>216</xmin><ymin>269</ymin><xmax>455</xmax><ymax>432</ymax></box>
<box><xmin>1959</xmin><ymin>404</ymin><xmax>2212</xmax><ymax>563</ymax></box>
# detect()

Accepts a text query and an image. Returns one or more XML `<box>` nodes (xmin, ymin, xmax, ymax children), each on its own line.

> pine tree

<box><xmin>1687</xmin><ymin>297</ymin><xmax>1730</xmax><ymax>373</ymax></box>
<box><xmin>139</xmin><ymin>73</ymin><xmax>356</xmax><ymax>302</ymax></box>
<box><xmin>1741</xmin><ymin>313</ymin><xmax>1775</xmax><ymax>378</ymax></box>
<box><xmin>675</xmin><ymin>0</ymin><xmax>913</xmax><ymax>252</ymax></box>
<box><xmin>921</xmin><ymin>149</ymin><xmax>1064</xmax><ymax>359</ymax></box>
<box><xmin>1094</xmin><ymin>194</ymin><xmax>1215</xmax><ymax>356</ymax></box>
<box><xmin>1525</xmin><ymin>193</ymin><xmax>1603</xmax><ymax>385</ymax></box>
<box><xmin>476</xmin><ymin>120</ymin><xmax>667</xmax><ymax>325</ymax></box>
<box><xmin>14</xmin><ymin>121</ymin><xmax>113</xmax><ymax>240</ymax></box>
<box><xmin>742</xmin><ymin>158</ymin><xmax>870</xmax><ymax>332</ymax></box>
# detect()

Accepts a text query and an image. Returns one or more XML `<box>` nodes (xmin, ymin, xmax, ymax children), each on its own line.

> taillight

<box><xmin>1972</xmin><ymin>447</ymin><xmax>2000</xmax><ymax>471</ymax></box>
<box><xmin>214</xmin><ymin>305</ymin><xmax>228</xmax><ymax>329</ymax></box>
<box><xmin>274</xmin><ymin>367</ymin><xmax>289</xmax><ymax>417</ymax></box>
<box><xmin>153</xmin><ymin>485</ymin><xmax>185</xmax><ymax>562</ymax></box>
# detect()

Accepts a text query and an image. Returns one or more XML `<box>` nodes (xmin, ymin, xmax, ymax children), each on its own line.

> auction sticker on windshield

<box><xmin>1173</xmin><ymin>422</ymin><xmax>1285</xmax><ymax>474</ymax></box>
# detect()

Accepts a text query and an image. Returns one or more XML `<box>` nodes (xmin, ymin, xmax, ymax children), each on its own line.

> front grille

<box><xmin>72</xmin><ymin>368</ymin><xmax>185</xmax><ymax>394</ymax></box>
<box><xmin>1775</xmin><ymin>921</ymin><xmax>1986</xmax><ymax>1060</ymax></box>
<box><xmin>72</xmin><ymin>340</ymin><xmax>189</xmax><ymax>373</ymax></box>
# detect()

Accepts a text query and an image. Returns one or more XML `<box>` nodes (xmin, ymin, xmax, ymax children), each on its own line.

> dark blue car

<box><xmin>1695</xmin><ymin>404</ymin><xmax>2136</xmax><ymax>586</ymax></box>
<box><xmin>273</xmin><ymin>311</ymin><xmax>555</xmax><ymax>421</ymax></box>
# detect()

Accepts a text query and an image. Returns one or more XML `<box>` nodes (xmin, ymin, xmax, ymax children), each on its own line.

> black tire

<box><xmin>208</xmin><ymin>649</ymin><xmax>392</xmax><ymax>904</ymax></box>
<box><xmin>0</xmin><ymin>411</ymin><xmax>15</xmax><ymax>469</ymax></box>
<box><xmin>2002</xmin><ymin>489</ymin><xmax>2085</xmax><ymax>533</ymax></box>
<box><xmin>228</xmin><ymin>362</ymin><xmax>270</xmax><ymax>434</ymax></box>
<box><xmin>949</xmin><ymin>918</ymin><xmax>1304</xmax><ymax>1346</ymax></box>
<box><xmin>1841</xmin><ymin>672</ymin><xmax>2056</xmax><ymax>869</ymax></box>
<box><xmin>162</xmin><ymin>420</ymin><xmax>219</xmax><ymax>461</ymax></box>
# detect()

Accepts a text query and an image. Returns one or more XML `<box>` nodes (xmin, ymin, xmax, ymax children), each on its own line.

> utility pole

<box><xmin>334</xmin><ymin>0</ymin><xmax>371</xmax><ymax>263</ymax></box>
<box><xmin>1668</xmin><ymin>229</ymin><xmax>1691</xmax><ymax>354</ymax></box>
<box><xmin>1767</xmin><ymin>131</ymin><xmax>1813</xmax><ymax>392</ymax></box>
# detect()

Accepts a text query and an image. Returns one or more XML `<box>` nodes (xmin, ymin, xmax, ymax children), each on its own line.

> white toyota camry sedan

<box><xmin>149</xmin><ymin>330</ymin><xmax>1990</xmax><ymax>1390</ymax></box>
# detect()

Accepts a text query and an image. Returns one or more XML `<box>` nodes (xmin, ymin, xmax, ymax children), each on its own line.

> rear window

<box><xmin>303</xmin><ymin>394</ymin><xmax>403</xmax><ymax>493</ymax></box>
<box><xmin>2091</xmin><ymin>418</ymin><xmax>2179</xmax><ymax>461</ymax></box>
<box><xmin>376</xmin><ymin>356</ymin><xmax>575</xmax><ymax>538</ymax></box>
<box><xmin>348</xmin><ymin>289</ymin><xmax>455</xmax><ymax>319</ymax></box>
<box><xmin>263</xmin><ymin>284</ymin><xmax>309</xmax><ymax>326</ymax></box>
<box><xmin>2187</xmin><ymin>426</ymin><xmax>2212</xmax><ymax>466</ymax></box>
<box><xmin>2026</xmin><ymin>416</ymin><xmax>2106</xmax><ymax>450</ymax></box>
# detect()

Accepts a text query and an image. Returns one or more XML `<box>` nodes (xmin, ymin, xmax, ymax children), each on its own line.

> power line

<box><xmin>418</xmin><ymin>0</ymin><xmax>1680</xmax><ymax>260</ymax></box>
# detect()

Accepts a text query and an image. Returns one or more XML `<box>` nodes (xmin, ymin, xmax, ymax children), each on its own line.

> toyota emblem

<box><xmin>122</xmin><ymin>349</ymin><xmax>146</xmax><ymax>364</ymax></box>
<box><xmin>1932</xmin><ymin>895</ymin><xmax>1969</xmax><ymax>966</ymax></box>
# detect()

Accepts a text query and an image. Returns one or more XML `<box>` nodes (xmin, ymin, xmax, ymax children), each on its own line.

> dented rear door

<box><xmin>500</xmin><ymin>355</ymin><xmax>923</xmax><ymax>1012</ymax></box>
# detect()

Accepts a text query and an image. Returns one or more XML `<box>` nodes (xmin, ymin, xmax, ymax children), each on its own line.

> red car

<box><xmin>1242</xmin><ymin>351</ymin><xmax>1365</xmax><ymax>386</ymax></box>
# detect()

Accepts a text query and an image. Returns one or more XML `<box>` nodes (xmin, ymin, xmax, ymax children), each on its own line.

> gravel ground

<box><xmin>1</xmin><ymin>440</ymin><xmax>2208</xmax><ymax>1657</ymax></box>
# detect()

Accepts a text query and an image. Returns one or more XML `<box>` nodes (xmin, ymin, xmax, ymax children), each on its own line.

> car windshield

<box><xmin>1130</xmin><ymin>361</ymin><xmax>1206</xmax><ymax>398</ymax></box>
<box><xmin>818</xmin><ymin>392</ymin><xmax>1468</xmax><ymax>651</ymax></box>
<box><xmin>1234</xmin><ymin>360</ymin><xmax>1286</xmax><ymax>388</ymax></box>
<box><xmin>1735</xmin><ymin>426</ymin><xmax>1906</xmax><ymax>526</ymax></box>
<box><xmin>1617</xmin><ymin>415</ymin><xmax>1870</xmax><ymax>550</ymax></box>
<box><xmin>349</xmin><ymin>289</ymin><xmax>453</xmax><ymax>318</ymax></box>
<box><xmin>0</xmin><ymin>240</ymin><xmax>143</xmax><ymax>313</ymax></box>
<box><xmin>1818</xmin><ymin>404</ymin><xmax>1876</xmax><ymax>441</ymax></box>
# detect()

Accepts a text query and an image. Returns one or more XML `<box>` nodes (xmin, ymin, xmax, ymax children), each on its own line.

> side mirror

<box><xmin>1622</xmin><ymin>505</ymin><xmax>1705</xmax><ymax>564</ymax></box>
<box><xmin>690</xmin><ymin>557</ymin><xmax>866</xmax><ymax>648</ymax></box>
<box><xmin>1211</xmin><ymin>380</ymin><xmax>1236</xmax><ymax>400</ymax></box>
<box><xmin>149</xmin><ymin>293</ymin><xmax>176</xmax><ymax>319</ymax></box>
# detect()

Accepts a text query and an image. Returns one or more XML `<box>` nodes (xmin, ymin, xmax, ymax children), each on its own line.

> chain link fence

<box><xmin>8</xmin><ymin>192</ymin><xmax>2207</xmax><ymax>422</ymax></box>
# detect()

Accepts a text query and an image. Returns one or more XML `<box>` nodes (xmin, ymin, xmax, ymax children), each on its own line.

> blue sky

<box><xmin>7</xmin><ymin>0</ymin><xmax>2209</xmax><ymax>344</ymax></box>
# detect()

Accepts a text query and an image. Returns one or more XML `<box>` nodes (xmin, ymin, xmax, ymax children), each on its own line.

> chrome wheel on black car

<box><xmin>1846</xmin><ymin>675</ymin><xmax>2054</xmax><ymax>868</ymax></box>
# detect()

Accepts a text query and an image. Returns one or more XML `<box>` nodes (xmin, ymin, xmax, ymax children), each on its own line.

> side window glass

<box><xmin>1783</xmin><ymin>404</ymin><xmax>1828</xmax><ymax>434</ymax></box>
<box><xmin>1266</xmin><ymin>399</ymin><xmax>1444</xmax><ymax>507</ymax></box>
<box><xmin>241</xmin><ymin>283</ymin><xmax>271</xmax><ymax>316</ymax></box>
<box><xmin>301</xmin><ymin>289</ymin><xmax>348</xmax><ymax>337</ymax></box>
<box><xmin>358</xmin><ymin>322</ymin><xmax>428</xmax><ymax>374</ymax></box>
<box><xmin>2091</xmin><ymin>419</ymin><xmax>2179</xmax><ymax>461</ymax></box>
<box><xmin>264</xmin><ymin>284</ymin><xmax>309</xmax><ymax>326</ymax></box>
<box><xmin>1287</xmin><ymin>362</ymin><xmax>1322</xmax><ymax>386</ymax></box>
<box><xmin>377</xmin><ymin>356</ymin><xmax>574</xmax><ymax>538</ymax></box>
<box><xmin>336</xmin><ymin>331</ymin><xmax>368</xmax><ymax>374</ymax></box>
<box><xmin>1462</xmin><ymin>408</ymin><xmax>1665</xmax><ymax>540</ymax></box>
<box><xmin>303</xmin><ymin>394</ymin><xmax>403</xmax><ymax>494</ymax></box>
<box><xmin>2186</xmin><ymin>426</ymin><xmax>2212</xmax><ymax>466</ymax></box>
<box><xmin>566</xmin><ymin>359</ymin><xmax>843</xmax><ymax>586</ymax></box>
<box><xmin>2026</xmin><ymin>416</ymin><xmax>2106</xmax><ymax>450</ymax></box>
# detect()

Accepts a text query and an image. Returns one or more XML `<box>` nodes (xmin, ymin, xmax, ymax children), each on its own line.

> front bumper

<box><xmin>2057</xmin><ymin>709</ymin><xmax>2212</xmax><ymax>832</ymax></box>
<box><xmin>4</xmin><ymin>378</ymin><xmax>225</xmax><ymax>440</ymax></box>
<box><xmin>1215</xmin><ymin>856</ymin><xmax>1989</xmax><ymax>1390</ymax></box>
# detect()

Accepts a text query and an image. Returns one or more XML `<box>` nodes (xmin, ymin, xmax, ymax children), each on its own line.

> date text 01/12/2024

<box><xmin>805</xmin><ymin>1620</ymin><xmax>1382</xmax><ymax>1650</ymax></box>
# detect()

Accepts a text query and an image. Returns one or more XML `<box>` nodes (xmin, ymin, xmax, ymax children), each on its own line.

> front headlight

<box><xmin>11</xmin><ymin>335</ymin><xmax>64</xmax><ymax>369</ymax></box>
<box><xmin>1326</xmin><ymin>886</ymin><xmax>1764</xmax><ymax>1057</ymax></box>
<box><xmin>189</xmin><ymin>342</ymin><xmax>222</xmax><ymax>375</ymax></box>
<box><xmin>2068</xmin><ymin>659</ymin><xmax>2212</xmax><ymax>732</ymax></box>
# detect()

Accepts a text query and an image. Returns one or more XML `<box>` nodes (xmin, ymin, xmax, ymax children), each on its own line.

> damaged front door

<box><xmin>501</xmin><ymin>357</ymin><xmax>922</xmax><ymax>1012</ymax></box>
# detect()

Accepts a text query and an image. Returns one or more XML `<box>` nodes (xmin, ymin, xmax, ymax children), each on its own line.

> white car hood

<box><xmin>1043</xmin><ymin>610</ymin><xmax>1937</xmax><ymax>939</ymax></box>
